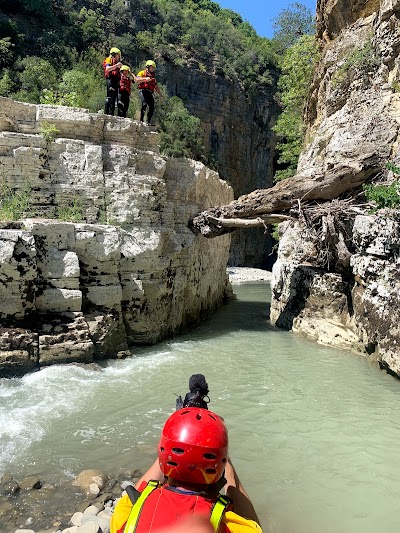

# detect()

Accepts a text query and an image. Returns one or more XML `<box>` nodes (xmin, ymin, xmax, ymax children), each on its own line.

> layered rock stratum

<box><xmin>0</xmin><ymin>97</ymin><xmax>233</xmax><ymax>377</ymax></box>
<box><xmin>271</xmin><ymin>0</ymin><xmax>400</xmax><ymax>376</ymax></box>
<box><xmin>163</xmin><ymin>62</ymin><xmax>279</xmax><ymax>266</ymax></box>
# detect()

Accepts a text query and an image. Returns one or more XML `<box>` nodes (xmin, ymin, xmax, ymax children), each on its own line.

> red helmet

<box><xmin>158</xmin><ymin>408</ymin><xmax>228</xmax><ymax>485</ymax></box>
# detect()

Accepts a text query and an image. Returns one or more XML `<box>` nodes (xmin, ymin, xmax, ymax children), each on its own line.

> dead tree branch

<box><xmin>190</xmin><ymin>161</ymin><xmax>380</xmax><ymax>238</ymax></box>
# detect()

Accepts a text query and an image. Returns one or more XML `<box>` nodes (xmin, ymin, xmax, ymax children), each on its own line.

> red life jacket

<box><xmin>119</xmin><ymin>74</ymin><xmax>132</xmax><ymax>94</ymax></box>
<box><xmin>138</xmin><ymin>68</ymin><xmax>157</xmax><ymax>92</ymax></box>
<box><xmin>121</xmin><ymin>484</ymin><xmax>231</xmax><ymax>533</ymax></box>
<box><xmin>103</xmin><ymin>56</ymin><xmax>121</xmax><ymax>79</ymax></box>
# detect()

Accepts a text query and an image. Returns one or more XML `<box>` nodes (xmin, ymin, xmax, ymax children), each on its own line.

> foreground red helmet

<box><xmin>158</xmin><ymin>408</ymin><xmax>228</xmax><ymax>485</ymax></box>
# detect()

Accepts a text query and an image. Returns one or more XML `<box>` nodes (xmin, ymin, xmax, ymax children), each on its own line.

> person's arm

<box><xmin>135</xmin><ymin>71</ymin><xmax>151</xmax><ymax>84</ymax></box>
<box><xmin>105</xmin><ymin>62</ymin><xmax>122</xmax><ymax>74</ymax></box>
<box><xmin>224</xmin><ymin>459</ymin><xmax>261</xmax><ymax>526</ymax></box>
<box><xmin>155</xmin><ymin>84</ymin><xmax>163</xmax><ymax>97</ymax></box>
<box><xmin>134</xmin><ymin>458</ymin><xmax>164</xmax><ymax>489</ymax></box>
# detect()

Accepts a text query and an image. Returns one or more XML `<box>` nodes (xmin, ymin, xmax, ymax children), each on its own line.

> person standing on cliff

<box><xmin>103</xmin><ymin>47</ymin><xmax>123</xmax><ymax>115</ymax></box>
<box><xmin>117</xmin><ymin>66</ymin><xmax>134</xmax><ymax>118</ymax></box>
<box><xmin>136</xmin><ymin>60</ymin><xmax>163</xmax><ymax>125</ymax></box>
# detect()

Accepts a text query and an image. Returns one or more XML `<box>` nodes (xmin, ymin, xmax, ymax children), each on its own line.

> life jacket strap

<box><xmin>123</xmin><ymin>480</ymin><xmax>159</xmax><ymax>533</ymax></box>
<box><xmin>124</xmin><ymin>483</ymin><xmax>231</xmax><ymax>533</ymax></box>
<box><xmin>209</xmin><ymin>494</ymin><xmax>233</xmax><ymax>532</ymax></box>
<box><xmin>125</xmin><ymin>484</ymin><xmax>141</xmax><ymax>505</ymax></box>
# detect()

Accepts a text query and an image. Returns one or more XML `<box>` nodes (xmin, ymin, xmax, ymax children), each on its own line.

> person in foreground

<box><xmin>110</xmin><ymin>407</ymin><xmax>262</xmax><ymax>533</ymax></box>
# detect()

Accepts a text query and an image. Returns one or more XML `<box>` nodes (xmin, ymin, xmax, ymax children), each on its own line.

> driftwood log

<box><xmin>190</xmin><ymin>161</ymin><xmax>380</xmax><ymax>238</ymax></box>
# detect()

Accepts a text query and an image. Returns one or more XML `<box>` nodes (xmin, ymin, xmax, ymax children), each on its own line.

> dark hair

<box><xmin>176</xmin><ymin>374</ymin><xmax>210</xmax><ymax>410</ymax></box>
<box><xmin>189</xmin><ymin>374</ymin><xmax>209</xmax><ymax>396</ymax></box>
<box><xmin>182</xmin><ymin>374</ymin><xmax>209</xmax><ymax>409</ymax></box>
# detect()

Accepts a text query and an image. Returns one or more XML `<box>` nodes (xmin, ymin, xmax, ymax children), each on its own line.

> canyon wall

<box><xmin>0</xmin><ymin>97</ymin><xmax>233</xmax><ymax>377</ymax></box>
<box><xmin>271</xmin><ymin>213</ymin><xmax>400</xmax><ymax>376</ymax></box>
<box><xmin>271</xmin><ymin>0</ymin><xmax>400</xmax><ymax>376</ymax></box>
<box><xmin>162</xmin><ymin>62</ymin><xmax>279</xmax><ymax>266</ymax></box>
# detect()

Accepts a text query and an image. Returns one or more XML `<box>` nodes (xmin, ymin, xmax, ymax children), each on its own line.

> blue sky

<box><xmin>216</xmin><ymin>0</ymin><xmax>317</xmax><ymax>38</ymax></box>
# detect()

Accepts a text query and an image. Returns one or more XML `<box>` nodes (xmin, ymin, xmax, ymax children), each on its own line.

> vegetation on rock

<box><xmin>273</xmin><ymin>34</ymin><xmax>319</xmax><ymax>182</ymax></box>
<box><xmin>0</xmin><ymin>180</ymin><xmax>31</xmax><ymax>221</ymax></box>
<box><xmin>331</xmin><ymin>40</ymin><xmax>380</xmax><ymax>88</ymax></box>
<box><xmin>363</xmin><ymin>163</ymin><xmax>400</xmax><ymax>210</ymax></box>
<box><xmin>0</xmin><ymin>0</ymin><xmax>281</xmax><ymax>160</ymax></box>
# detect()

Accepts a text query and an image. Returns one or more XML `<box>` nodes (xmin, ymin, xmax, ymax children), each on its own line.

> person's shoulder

<box><xmin>137</xmin><ymin>70</ymin><xmax>145</xmax><ymax>76</ymax></box>
<box><xmin>104</xmin><ymin>56</ymin><xmax>112</xmax><ymax>64</ymax></box>
<box><xmin>223</xmin><ymin>511</ymin><xmax>263</xmax><ymax>533</ymax></box>
<box><xmin>110</xmin><ymin>492</ymin><xmax>132</xmax><ymax>533</ymax></box>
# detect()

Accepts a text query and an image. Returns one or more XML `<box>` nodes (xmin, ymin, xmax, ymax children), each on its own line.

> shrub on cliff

<box><xmin>156</xmin><ymin>95</ymin><xmax>204</xmax><ymax>160</ymax></box>
<box><xmin>364</xmin><ymin>163</ymin><xmax>400</xmax><ymax>210</ymax></box>
<box><xmin>331</xmin><ymin>40</ymin><xmax>380</xmax><ymax>88</ymax></box>
<box><xmin>363</xmin><ymin>182</ymin><xmax>400</xmax><ymax>210</ymax></box>
<box><xmin>273</xmin><ymin>34</ymin><xmax>319</xmax><ymax>182</ymax></box>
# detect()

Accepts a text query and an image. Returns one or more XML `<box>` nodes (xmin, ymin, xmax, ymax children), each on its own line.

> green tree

<box><xmin>13</xmin><ymin>56</ymin><xmax>58</xmax><ymax>103</ymax></box>
<box><xmin>156</xmin><ymin>95</ymin><xmax>204</xmax><ymax>160</ymax></box>
<box><xmin>0</xmin><ymin>69</ymin><xmax>16</xmax><ymax>96</ymax></box>
<box><xmin>0</xmin><ymin>37</ymin><xmax>15</xmax><ymax>67</ymax></box>
<box><xmin>78</xmin><ymin>8</ymin><xmax>106</xmax><ymax>46</ymax></box>
<box><xmin>59</xmin><ymin>59</ymin><xmax>105</xmax><ymax>112</ymax></box>
<box><xmin>272</xmin><ymin>2</ymin><xmax>315</xmax><ymax>51</ymax></box>
<box><xmin>273</xmin><ymin>34</ymin><xmax>318</xmax><ymax>181</ymax></box>
<box><xmin>20</xmin><ymin>0</ymin><xmax>52</xmax><ymax>17</ymax></box>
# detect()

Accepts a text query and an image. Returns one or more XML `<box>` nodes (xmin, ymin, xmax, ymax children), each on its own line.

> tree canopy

<box><xmin>0</xmin><ymin>0</ymin><xmax>281</xmax><ymax>159</ymax></box>
<box><xmin>272</xmin><ymin>2</ymin><xmax>315</xmax><ymax>51</ymax></box>
<box><xmin>273</xmin><ymin>34</ymin><xmax>319</xmax><ymax>182</ymax></box>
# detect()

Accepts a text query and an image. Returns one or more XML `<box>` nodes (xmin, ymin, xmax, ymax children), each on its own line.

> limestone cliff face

<box><xmin>302</xmin><ymin>1</ymin><xmax>400</xmax><ymax>180</ymax></box>
<box><xmin>163</xmin><ymin>62</ymin><xmax>279</xmax><ymax>266</ymax></box>
<box><xmin>316</xmin><ymin>0</ymin><xmax>381</xmax><ymax>39</ymax></box>
<box><xmin>0</xmin><ymin>97</ymin><xmax>233</xmax><ymax>377</ymax></box>
<box><xmin>271</xmin><ymin>0</ymin><xmax>400</xmax><ymax>376</ymax></box>
<box><xmin>271</xmin><ymin>215</ymin><xmax>400</xmax><ymax>375</ymax></box>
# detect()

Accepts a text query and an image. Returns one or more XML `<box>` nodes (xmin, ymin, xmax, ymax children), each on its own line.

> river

<box><xmin>1</xmin><ymin>283</ymin><xmax>400</xmax><ymax>533</ymax></box>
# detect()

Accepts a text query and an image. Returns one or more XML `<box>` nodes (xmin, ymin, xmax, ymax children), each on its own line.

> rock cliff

<box><xmin>271</xmin><ymin>0</ymin><xmax>400</xmax><ymax>377</ymax></box>
<box><xmin>271</xmin><ymin>213</ymin><xmax>400</xmax><ymax>375</ymax></box>
<box><xmin>0</xmin><ymin>97</ymin><xmax>233</xmax><ymax>377</ymax></box>
<box><xmin>163</xmin><ymin>62</ymin><xmax>279</xmax><ymax>266</ymax></box>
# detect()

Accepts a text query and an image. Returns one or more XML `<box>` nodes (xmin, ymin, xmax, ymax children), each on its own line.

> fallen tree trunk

<box><xmin>190</xmin><ymin>159</ymin><xmax>380</xmax><ymax>237</ymax></box>
<box><xmin>208</xmin><ymin>214</ymin><xmax>293</xmax><ymax>229</ymax></box>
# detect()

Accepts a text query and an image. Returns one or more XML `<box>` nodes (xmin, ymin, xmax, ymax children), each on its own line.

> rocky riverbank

<box><xmin>0</xmin><ymin>468</ymin><xmax>141</xmax><ymax>533</ymax></box>
<box><xmin>271</xmin><ymin>211</ymin><xmax>400</xmax><ymax>377</ymax></box>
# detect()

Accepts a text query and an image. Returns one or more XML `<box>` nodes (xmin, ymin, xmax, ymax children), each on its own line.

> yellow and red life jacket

<box><xmin>113</xmin><ymin>481</ymin><xmax>232</xmax><ymax>533</ymax></box>
<box><xmin>137</xmin><ymin>68</ymin><xmax>157</xmax><ymax>92</ymax></box>
<box><xmin>103</xmin><ymin>56</ymin><xmax>121</xmax><ymax>79</ymax></box>
<box><xmin>119</xmin><ymin>73</ymin><xmax>132</xmax><ymax>94</ymax></box>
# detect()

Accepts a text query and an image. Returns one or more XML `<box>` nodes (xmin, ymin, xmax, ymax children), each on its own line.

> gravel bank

<box><xmin>227</xmin><ymin>267</ymin><xmax>272</xmax><ymax>284</ymax></box>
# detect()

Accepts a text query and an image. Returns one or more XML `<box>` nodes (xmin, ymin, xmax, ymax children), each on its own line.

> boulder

<box><xmin>73</xmin><ymin>470</ymin><xmax>109</xmax><ymax>495</ymax></box>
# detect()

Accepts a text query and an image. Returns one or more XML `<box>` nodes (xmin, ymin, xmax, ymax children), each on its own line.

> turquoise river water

<box><xmin>1</xmin><ymin>283</ymin><xmax>400</xmax><ymax>533</ymax></box>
